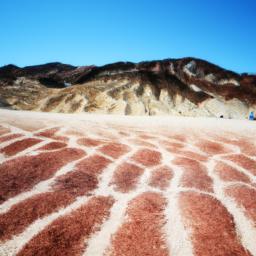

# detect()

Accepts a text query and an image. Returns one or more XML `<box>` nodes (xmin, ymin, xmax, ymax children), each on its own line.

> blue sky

<box><xmin>0</xmin><ymin>0</ymin><xmax>255</xmax><ymax>73</ymax></box>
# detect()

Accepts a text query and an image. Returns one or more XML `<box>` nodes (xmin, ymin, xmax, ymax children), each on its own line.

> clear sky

<box><xmin>0</xmin><ymin>0</ymin><xmax>255</xmax><ymax>73</ymax></box>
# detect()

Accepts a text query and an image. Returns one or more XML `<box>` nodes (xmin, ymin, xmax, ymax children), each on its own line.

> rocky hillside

<box><xmin>0</xmin><ymin>58</ymin><xmax>255</xmax><ymax>119</ymax></box>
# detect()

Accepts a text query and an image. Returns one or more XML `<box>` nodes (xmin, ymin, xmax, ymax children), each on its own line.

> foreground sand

<box><xmin>0</xmin><ymin>109</ymin><xmax>256</xmax><ymax>256</ymax></box>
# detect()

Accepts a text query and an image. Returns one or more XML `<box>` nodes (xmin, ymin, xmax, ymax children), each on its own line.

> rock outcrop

<box><xmin>0</xmin><ymin>58</ymin><xmax>255</xmax><ymax>119</ymax></box>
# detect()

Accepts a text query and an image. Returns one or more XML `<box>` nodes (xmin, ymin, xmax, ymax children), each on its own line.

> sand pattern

<box><xmin>0</xmin><ymin>110</ymin><xmax>256</xmax><ymax>256</ymax></box>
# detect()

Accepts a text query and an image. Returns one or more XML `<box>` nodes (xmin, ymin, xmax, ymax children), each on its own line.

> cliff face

<box><xmin>0</xmin><ymin>58</ymin><xmax>255</xmax><ymax>119</ymax></box>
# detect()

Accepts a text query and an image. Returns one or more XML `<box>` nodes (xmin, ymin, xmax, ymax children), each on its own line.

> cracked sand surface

<box><xmin>0</xmin><ymin>109</ymin><xmax>256</xmax><ymax>256</ymax></box>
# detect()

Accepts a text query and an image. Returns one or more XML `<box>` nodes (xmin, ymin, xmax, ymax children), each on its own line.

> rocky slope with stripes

<box><xmin>0</xmin><ymin>109</ymin><xmax>256</xmax><ymax>256</ymax></box>
<box><xmin>1</xmin><ymin>58</ymin><xmax>256</xmax><ymax>118</ymax></box>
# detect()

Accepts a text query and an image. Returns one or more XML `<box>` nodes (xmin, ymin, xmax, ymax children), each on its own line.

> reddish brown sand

<box><xmin>179</xmin><ymin>192</ymin><xmax>251</xmax><ymax>256</ymax></box>
<box><xmin>214</xmin><ymin>136</ymin><xmax>256</xmax><ymax>157</ymax></box>
<box><xmin>176</xmin><ymin>150</ymin><xmax>208</xmax><ymax>162</ymax></box>
<box><xmin>163</xmin><ymin>141</ymin><xmax>185</xmax><ymax>152</ymax></box>
<box><xmin>38</xmin><ymin>141</ymin><xmax>67</xmax><ymax>150</ymax></box>
<box><xmin>0</xmin><ymin>171</ymin><xmax>100</xmax><ymax>241</ymax></box>
<box><xmin>35</xmin><ymin>127</ymin><xmax>60</xmax><ymax>137</ymax></box>
<box><xmin>131</xmin><ymin>148</ymin><xmax>162</xmax><ymax>167</ymax></box>
<box><xmin>0</xmin><ymin>114</ymin><xmax>256</xmax><ymax>256</ymax></box>
<box><xmin>0</xmin><ymin>192</ymin><xmax>75</xmax><ymax>241</ymax></box>
<box><xmin>0</xmin><ymin>148</ymin><xmax>85</xmax><ymax>203</ymax></box>
<box><xmin>195</xmin><ymin>139</ymin><xmax>231</xmax><ymax>155</ymax></box>
<box><xmin>99</xmin><ymin>142</ymin><xmax>130</xmax><ymax>159</ymax></box>
<box><xmin>0</xmin><ymin>138</ymin><xmax>42</xmax><ymax>156</ymax></box>
<box><xmin>109</xmin><ymin>192</ymin><xmax>169</xmax><ymax>256</ymax></box>
<box><xmin>168</xmin><ymin>134</ymin><xmax>187</xmax><ymax>142</ymax></box>
<box><xmin>149</xmin><ymin>166</ymin><xmax>173</xmax><ymax>190</ymax></box>
<box><xmin>225</xmin><ymin>154</ymin><xmax>256</xmax><ymax>175</ymax></box>
<box><xmin>173</xmin><ymin>157</ymin><xmax>213</xmax><ymax>192</ymax></box>
<box><xmin>17</xmin><ymin>196</ymin><xmax>114</xmax><ymax>256</ymax></box>
<box><xmin>165</xmin><ymin>141</ymin><xmax>185</xmax><ymax>149</ymax></box>
<box><xmin>0</xmin><ymin>134</ymin><xmax>23</xmax><ymax>144</ymax></box>
<box><xmin>233</xmin><ymin>140</ymin><xmax>256</xmax><ymax>157</ymax></box>
<box><xmin>111</xmin><ymin>162</ymin><xmax>144</xmax><ymax>192</ymax></box>
<box><xmin>0</xmin><ymin>154</ymin><xmax>112</xmax><ymax>241</ymax></box>
<box><xmin>214</xmin><ymin>161</ymin><xmax>251</xmax><ymax>183</ymax></box>
<box><xmin>226</xmin><ymin>185</ymin><xmax>256</xmax><ymax>223</ymax></box>
<box><xmin>35</xmin><ymin>127</ymin><xmax>68</xmax><ymax>142</ymax></box>
<box><xmin>75</xmin><ymin>154</ymin><xmax>112</xmax><ymax>176</ymax></box>
<box><xmin>77</xmin><ymin>137</ymin><xmax>105</xmax><ymax>147</ymax></box>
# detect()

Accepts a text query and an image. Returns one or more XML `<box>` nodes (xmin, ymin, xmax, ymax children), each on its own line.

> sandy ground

<box><xmin>0</xmin><ymin>109</ymin><xmax>256</xmax><ymax>256</ymax></box>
